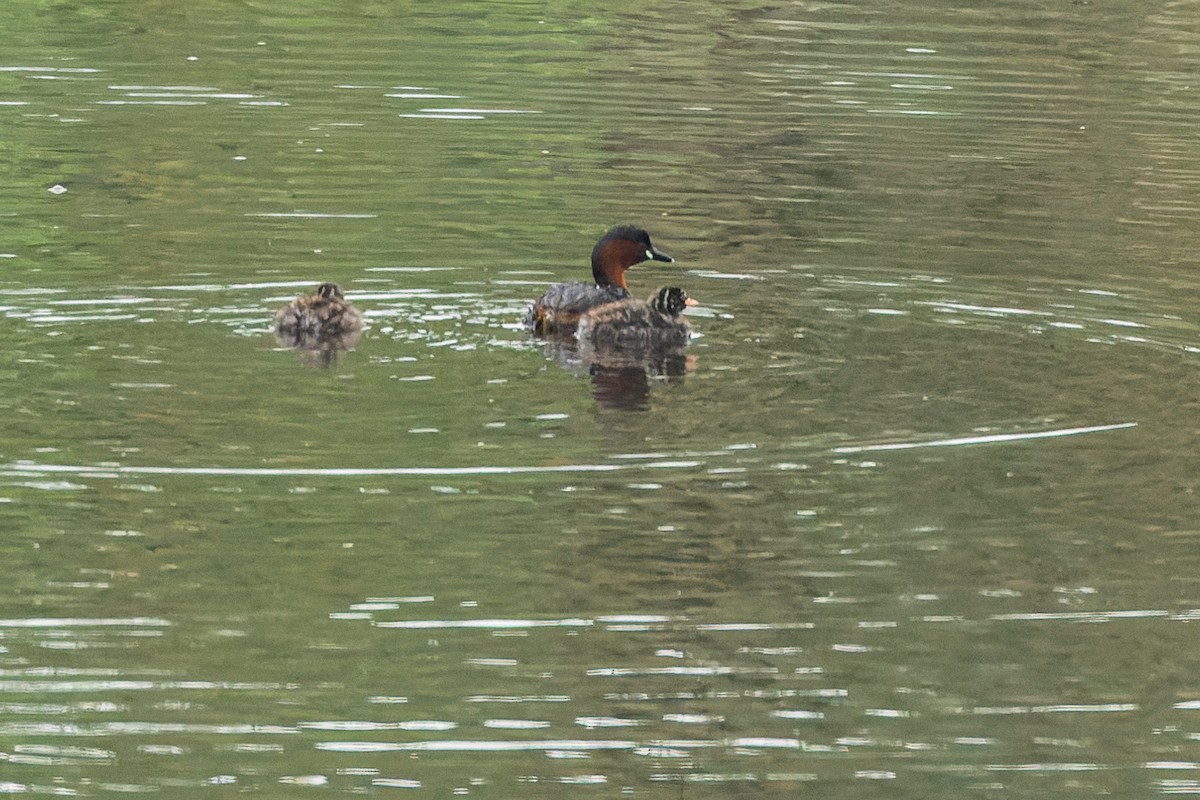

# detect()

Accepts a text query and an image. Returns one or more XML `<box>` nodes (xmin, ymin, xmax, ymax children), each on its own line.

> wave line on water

<box><xmin>832</xmin><ymin>422</ymin><xmax>1136</xmax><ymax>454</ymax></box>
<box><xmin>0</xmin><ymin>424</ymin><xmax>1135</xmax><ymax>481</ymax></box>
<box><xmin>244</xmin><ymin>212</ymin><xmax>378</xmax><ymax>219</ymax></box>
<box><xmin>0</xmin><ymin>617</ymin><xmax>170</xmax><ymax>628</ymax></box>
<box><xmin>317</xmin><ymin>739</ymin><xmax>638</xmax><ymax>753</ymax></box>
<box><xmin>0</xmin><ymin>461</ymin><xmax>703</xmax><ymax>479</ymax></box>
<box><xmin>374</xmin><ymin>618</ymin><xmax>594</xmax><ymax>629</ymax></box>
<box><xmin>316</xmin><ymin>736</ymin><xmax>799</xmax><ymax>753</ymax></box>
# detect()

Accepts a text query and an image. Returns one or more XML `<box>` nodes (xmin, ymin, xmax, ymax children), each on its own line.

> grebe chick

<box><xmin>524</xmin><ymin>225</ymin><xmax>673</xmax><ymax>335</ymax></box>
<box><xmin>576</xmin><ymin>286</ymin><xmax>694</xmax><ymax>350</ymax></box>
<box><xmin>274</xmin><ymin>282</ymin><xmax>363</xmax><ymax>338</ymax></box>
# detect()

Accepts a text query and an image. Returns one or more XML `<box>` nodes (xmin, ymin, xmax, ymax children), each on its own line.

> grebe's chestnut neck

<box><xmin>590</xmin><ymin>225</ymin><xmax>673</xmax><ymax>289</ymax></box>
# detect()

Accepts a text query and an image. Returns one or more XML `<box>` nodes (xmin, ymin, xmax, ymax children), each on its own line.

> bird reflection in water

<box><xmin>274</xmin><ymin>326</ymin><xmax>362</xmax><ymax>368</ymax></box>
<box><xmin>584</xmin><ymin>347</ymin><xmax>696</xmax><ymax>411</ymax></box>
<box><xmin>537</xmin><ymin>286</ymin><xmax>698</xmax><ymax>410</ymax></box>
<box><xmin>537</xmin><ymin>336</ymin><xmax>696</xmax><ymax>410</ymax></box>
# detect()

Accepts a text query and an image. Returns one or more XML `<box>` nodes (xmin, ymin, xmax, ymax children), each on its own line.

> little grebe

<box><xmin>274</xmin><ymin>282</ymin><xmax>363</xmax><ymax>338</ymax></box>
<box><xmin>577</xmin><ymin>286</ymin><xmax>695</xmax><ymax>350</ymax></box>
<box><xmin>524</xmin><ymin>225</ymin><xmax>673</xmax><ymax>335</ymax></box>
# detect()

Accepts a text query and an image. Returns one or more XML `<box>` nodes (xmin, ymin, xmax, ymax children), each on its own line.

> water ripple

<box><xmin>0</xmin><ymin>421</ymin><xmax>1136</xmax><ymax>482</ymax></box>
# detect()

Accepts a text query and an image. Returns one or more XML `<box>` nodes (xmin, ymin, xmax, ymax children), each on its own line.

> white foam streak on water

<box><xmin>375</xmin><ymin>618</ymin><xmax>594</xmax><ymax>629</ymax></box>
<box><xmin>586</xmin><ymin>666</ymin><xmax>779</xmax><ymax>677</ymax></box>
<box><xmin>317</xmin><ymin>739</ymin><xmax>639</xmax><ymax>752</ymax></box>
<box><xmin>919</xmin><ymin>301</ymin><xmax>1055</xmax><ymax>317</ymax></box>
<box><xmin>121</xmin><ymin>92</ymin><xmax>257</xmax><ymax>99</ymax></box>
<box><xmin>990</xmin><ymin>609</ymin><xmax>1168</xmax><ymax>622</ymax></box>
<box><xmin>0</xmin><ymin>618</ymin><xmax>170</xmax><ymax>628</ymax></box>
<box><xmin>832</xmin><ymin>422</ymin><xmax>1137</xmax><ymax>454</ymax></box>
<box><xmin>243</xmin><ymin>212</ymin><xmax>379</xmax><ymax>219</ymax></box>
<box><xmin>156</xmin><ymin>281</ymin><xmax>317</xmax><ymax>291</ymax></box>
<box><xmin>17</xmin><ymin>314</ymin><xmax>139</xmax><ymax>323</ymax></box>
<box><xmin>0</xmin><ymin>722</ymin><xmax>300</xmax><ymax>735</ymax></box>
<box><xmin>359</xmin><ymin>615</ymin><xmax>812</xmax><ymax>632</ymax></box>
<box><xmin>0</xmin><ymin>423</ymin><xmax>1134</xmax><ymax>480</ymax></box>
<box><xmin>0</xmin><ymin>682</ymin><xmax>295</xmax><ymax>695</ymax></box>
<box><xmin>419</xmin><ymin>108</ymin><xmax>540</xmax><ymax>114</ymax></box>
<box><xmin>317</xmin><ymin>736</ymin><xmax>803</xmax><ymax>753</ymax></box>
<box><xmin>986</xmin><ymin>763</ymin><xmax>1102</xmax><ymax>772</ymax></box>
<box><xmin>299</xmin><ymin>720</ymin><xmax>456</xmax><ymax>731</ymax></box>
<box><xmin>0</xmin><ymin>461</ymin><xmax>702</xmax><ymax>478</ymax></box>
<box><xmin>108</xmin><ymin>85</ymin><xmax>219</xmax><ymax>91</ymax></box>
<box><xmin>0</xmin><ymin>66</ymin><xmax>100</xmax><ymax>73</ymax></box>
<box><xmin>43</xmin><ymin>297</ymin><xmax>151</xmax><ymax>306</ymax></box>
<box><xmin>399</xmin><ymin>113</ymin><xmax>485</xmax><ymax>120</ymax></box>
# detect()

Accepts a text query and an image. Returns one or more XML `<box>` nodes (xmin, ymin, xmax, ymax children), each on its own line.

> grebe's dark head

<box><xmin>591</xmin><ymin>225</ymin><xmax>673</xmax><ymax>289</ymax></box>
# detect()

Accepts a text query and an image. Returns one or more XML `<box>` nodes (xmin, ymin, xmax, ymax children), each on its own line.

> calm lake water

<box><xmin>3</xmin><ymin>0</ymin><xmax>1200</xmax><ymax>796</ymax></box>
